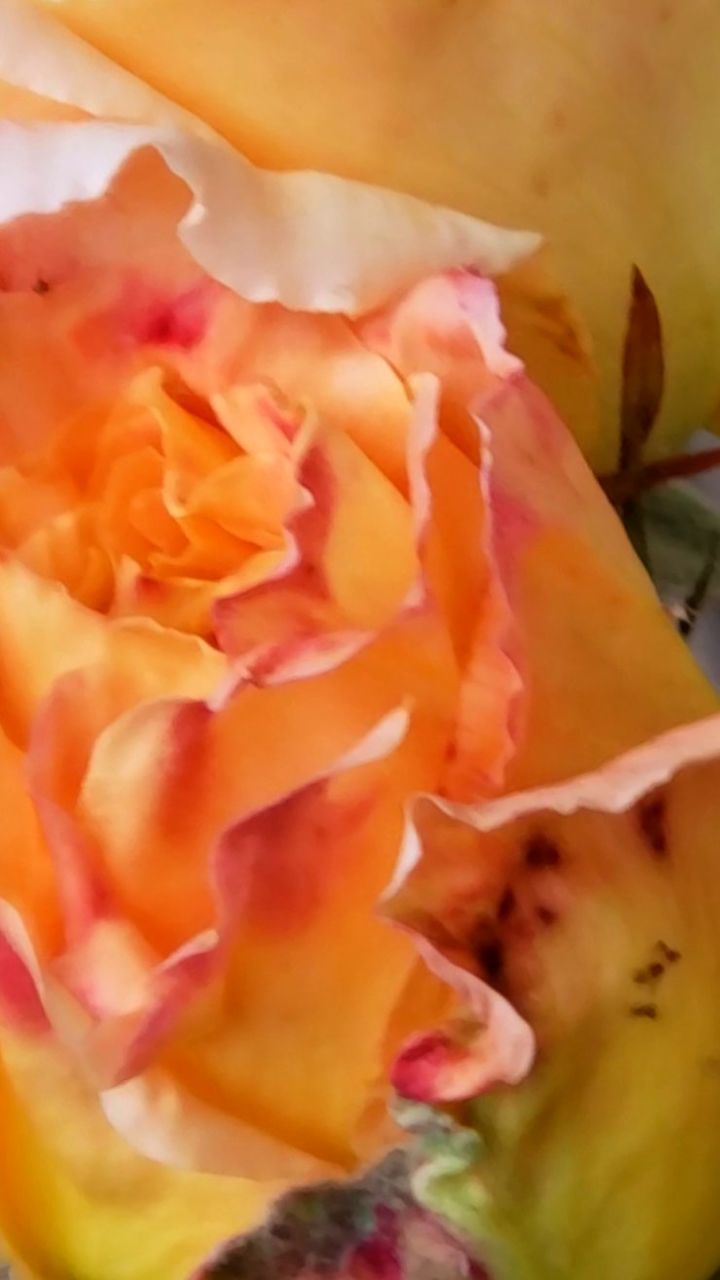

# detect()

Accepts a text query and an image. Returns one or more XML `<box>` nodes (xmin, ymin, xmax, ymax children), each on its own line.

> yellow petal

<box><xmin>0</xmin><ymin>1029</ymin><xmax>279</xmax><ymax>1280</ymax></box>
<box><xmin>2</xmin><ymin>0</ymin><xmax>208</xmax><ymax>131</ymax></box>
<box><xmin>390</xmin><ymin>714</ymin><xmax>720</xmax><ymax>1280</ymax></box>
<box><xmin>483</xmin><ymin>374</ymin><xmax>718</xmax><ymax>786</ymax></box>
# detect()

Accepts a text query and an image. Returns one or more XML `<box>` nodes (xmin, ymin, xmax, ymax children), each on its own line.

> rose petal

<box><xmin>388</xmin><ymin>711</ymin><xmax>720</xmax><ymax>1280</ymax></box>
<box><xmin>23</xmin><ymin>600</ymin><xmax>457</xmax><ymax>1162</ymax></box>
<box><xmin>0</xmin><ymin>118</ymin><xmax>538</xmax><ymax>316</ymax></box>
<box><xmin>0</xmin><ymin>558</ymin><xmax>225</xmax><ymax>745</ymax></box>
<box><xmin>368</xmin><ymin>273</ymin><xmax>718</xmax><ymax>793</ymax></box>
<box><xmin>214</xmin><ymin>414</ymin><xmax>418</xmax><ymax>669</ymax></box>
<box><xmin>485</xmin><ymin>374</ymin><xmax>719</xmax><ymax>787</ymax></box>
<box><xmin>0</xmin><ymin>1028</ymin><xmax>279</xmax><ymax>1280</ymax></box>
<box><xmin>3</xmin><ymin>0</ymin><xmax>209</xmax><ymax>131</ymax></box>
<box><xmin>101</xmin><ymin>1068</ymin><xmax>339</xmax><ymax>1182</ymax></box>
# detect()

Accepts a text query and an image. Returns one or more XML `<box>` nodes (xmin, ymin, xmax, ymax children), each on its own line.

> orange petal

<box><xmin>485</xmin><ymin>374</ymin><xmax>718</xmax><ymax>787</ymax></box>
<box><xmin>24</xmin><ymin>602</ymin><xmax>455</xmax><ymax>1160</ymax></box>
<box><xmin>0</xmin><ymin>557</ymin><xmax>225</xmax><ymax>745</ymax></box>
<box><xmin>368</xmin><ymin>273</ymin><xmax>717</xmax><ymax>793</ymax></box>
<box><xmin>214</xmin><ymin>416</ymin><xmax>418</xmax><ymax>668</ymax></box>
<box><xmin>210</xmin><ymin>305</ymin><xmax>413</xmax><ymax>491</ymax></box>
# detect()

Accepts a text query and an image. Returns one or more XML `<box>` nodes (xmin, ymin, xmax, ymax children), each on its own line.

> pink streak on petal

<box><xmin>391</xmin><ymin>936</ymin><xmax>534</xmax><ymax>1104</ymax></box>
<box><xmin>0</xmin><ymin>906</ymin><xmax>49</xmax><ymax>1032</ymax></box>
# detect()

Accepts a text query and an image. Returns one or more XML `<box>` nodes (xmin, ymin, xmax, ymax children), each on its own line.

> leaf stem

<box><xmin>601</xmin><ymin>447</ymin><xmax>720</xmax><ymax>504</ymax></box>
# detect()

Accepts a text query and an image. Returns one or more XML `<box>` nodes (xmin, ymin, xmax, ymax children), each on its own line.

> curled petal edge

<box><xmin>0</xmin><ymin>116</ymin><xmax>539</xmax><ymax>317</ymax></box>
<box><xmin>385</xmin><ymin>711</ymin><xmax>720</xmax><ymax>1104</ymax></box>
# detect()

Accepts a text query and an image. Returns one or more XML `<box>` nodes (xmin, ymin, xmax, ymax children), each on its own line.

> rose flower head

<box><xmin>1</xmin><ymin>9</ymin><xmax>720</xmax><ymax>1280</ymax></box>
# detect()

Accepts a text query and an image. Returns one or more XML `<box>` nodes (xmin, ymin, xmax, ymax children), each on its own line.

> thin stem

<box><xmin>601</xmin><ymin>447</ymin><xmax>720</xmax><ymax>504</ymax></box>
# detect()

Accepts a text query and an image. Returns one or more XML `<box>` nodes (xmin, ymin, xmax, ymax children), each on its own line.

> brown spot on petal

<box><xmin>497</xmin><ymin>888</ymin><xmax>516</xmax><ymax>922</ymax></box>
<box><xmin>633</xmin><ymin>960</ymin><xmax>665</xmax><ymax>985</ymax></box>
<box><xmin>637</xmin><ymin>792</ymin><xmax>668</xmax><ymax>858</ymax></box>
<box><xmin>475</xmin><ymin>937</ymin><xmax>504</xmax><ymax>985</ymax></box>
<box><xmin>629</xmin><ymin>1003</ymin><xmax>659</xmax><ymax>1020</ymax></box>
<box><xmin>535</xmin><ymin>905</ymin><xmax>557</xmax><ymax>928</ymax></box>
<box><xmin>657</xmin><ymin>940</ymin><xmax>682</xmax><ymax>964</ymax></box>
<box><xmin>524</xmin><ymin>833</ymin><xmax>561</xmax><ymax>869</ymax></box>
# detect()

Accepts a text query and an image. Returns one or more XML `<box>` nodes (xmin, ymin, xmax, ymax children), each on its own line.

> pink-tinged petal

<box><xmin>208</xmin><ymin>306</ymin><xmax>413</xmax><ymax>490</ymax></box>
<box><xmin>390</xmin><ymin>939</ymin><xmax>533</xmax><ymax>1106</ymax></box>
<box><xmin>211</xmin><ymin>707</ymin><xmax>408</xmax><ymax>935</ymax></box>
<box><xmin>171</xmin><ymin>709</ymin><xmax>440</xmax><ymax>1168</ymax></box>
<box><xmin>210</xmin><ymin>374</ymin><xmax>453</xmax><ymax>702</ymax></box>
<box><xmin>359</xmin><ymin>272</ymin><xmax>520</xmax><ymax>459</ymax></box>
<box><xmin>0</xmin><ymin>145</ymin><xmax>210</xmax><ymax>463</ymax></box>
<box><xmin>0</xmin><ymin>117</ymin><xmax>537</xmax><ymax>320</ymax></box>
<box><xmin>213</xmin><ymin>409</ymin><xmax>419</xmax><ymax>677</ymax></box>
<box><xmin>85</xmin><ymin>718</ymin><xmax>433</xmax><ymax>1179</ymax></box>
<box><xmin>392</xmin><ymin>369</ymin><xmax>521</xmax><ymax>804</ymax></box>
<box><xmin>362</xmin><ymin>282</ymin><xmax>525</xmax><ymax>800</ymax></box>
<box><xmin>98</xmin><ymin>278</ymin><xmax>221</xmax><ymax>353</ymax></box>
<box><xmin>0</xmin><ymin>558</ymin><xmax>224</xmax><ymax>746</ymax></box>
<box><xmin>0</xmin><ymin>716</ymin><xmax>61</xmax><ymax>961</ymax></box>
<box><xmin>429</xmin><ymin>420</ymin><xmax>522</xmax><ymax>801</ymax></box>
<box><xmin>367</xmin><ymin>271</ymin><xmax>717</xmax><ymax>794</ymax></box>
<box><xmin>27</xmin><ymin>607</ymin><xmax>456</xmax><ymax>1163</ymax></box>
<box><xmin>483</xmin><ymin>372</ymin><xmax>718</xmax><ymax>787</ymax></box>
<box><xmin>60</xmin><ymin>710</ymin><xmax>410</xmax><ymax>1092</ymax></box>
<box><xmin>385</xmin><ymin>807</ymin><xmax>533</xmax><ymax>1106</ymax></box>
<box><xmin>0</xmin><ymin>906</ymin><xmax>49</xmax><ymax>1034</ymax></box>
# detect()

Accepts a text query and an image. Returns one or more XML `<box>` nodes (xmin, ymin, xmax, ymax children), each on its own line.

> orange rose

<box><xmin>0</xmin><ymin>9</ymin><xmax>716</xmax><ymax>1280</ymax></box>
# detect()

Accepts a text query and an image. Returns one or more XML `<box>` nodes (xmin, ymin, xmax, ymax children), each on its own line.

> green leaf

<box><xmin>638</xmin><ymin>482</ymin><xmax>720</xmax><ymax>629</ymax></box>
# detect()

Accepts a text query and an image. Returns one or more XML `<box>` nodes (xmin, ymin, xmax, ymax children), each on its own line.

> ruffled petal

<box><xmin>214</xmin><ymin>398</ymin><xmax>418</xmax><ymax>675</ymax></box>
<box><xmin>19</xmin><ymin>597</ymin><xmax>457</xmax><ymax>1165</ymax></box>
<box><xmin>0</xmin><ymin>117</ymin><xmax>537</xmax><ymax>318</ymax></box>
<box><xmin>366</xmin><ymin>272</ymin><xmax>717</xmax><ymax>797</ymax></box>
<box><xmin>484</xmin><ymin>373</ymin><xmax>718</xmax><ymax>787</ymax></box>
